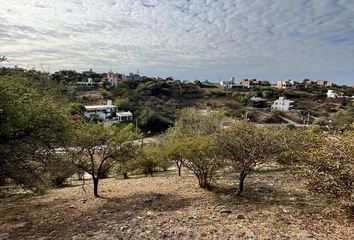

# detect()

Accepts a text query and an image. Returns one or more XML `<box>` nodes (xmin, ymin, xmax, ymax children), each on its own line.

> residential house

<box><xmin>276</xmin><ymin>80</ymin><xmax>295</xmax><ymax>89</ymax></box>
<box><xmin>241</xmin><ymin>79</ymin><xmax>262</xmax><ymax>89</ymax></box>
<box><xmin>316</xmin><ymin>80</ymin><xmax>332</xmax><ymax>87</ymax></box>
<box><xmin>248</xmin><ymin>97</ymin><xmax>267</xmax><ymax>108</ymax></box>
<box><xmin>82</xmin><ymin>68</ymin><xmax>95</xmax><ymax>76</ymax></box>
<box><xmin>303</xmin><ymin>79</ymin><xmax>314</xmax><ymax>85</ymax></box>
<box><xmin>220</xmin><ymin>77</ymin><xmax>242</xmax><ymax>89</ymax></box>
<box><xmin>84</xmin><ymin>100</ymin><xmax>133</xmax><ymax>122</ymax></box>
<box><xmin>327</xmin><ymin>90</ymin><xmax>338</xmax><ymax>98</ymax></box>
<box><xmin>106</xmin><ymin>72</ymin><xmax>123</xmax><ymax>87</ymax></box>
<box><xmin>326</xmin><ymin>90</ymin><xmax>347</xmax><ymax>105</ymax></box>
<box><xmin>220</xmin><ymin>79</ymin><xmax>234</xmax><ymax>88</ymax></box>
<box><xmin>123</xmin><ymin>73</ymin><xmax>141</xmax><ymax>81</ymax></box>
<box><xmin>77</xmin><ymin>77</ymin><xmax>94</xmax><ymax>87</ymax></box>
<box><xmin>271</xmin><ymin>97</ymin><xmax>294</xmax><ymax>111</ymax></box>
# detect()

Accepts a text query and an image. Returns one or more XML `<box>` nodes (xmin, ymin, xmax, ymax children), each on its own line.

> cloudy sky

<box><xmin>0</xmin><ymin>0</ymin><xmax>353</xmax><ymax>85</ymax></box>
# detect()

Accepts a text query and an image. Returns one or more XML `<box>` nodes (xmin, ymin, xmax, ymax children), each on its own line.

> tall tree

<box><xmin>0</xmin><ymin>76</ymin><xmax>70</xmax><ymax>192</ymax></box>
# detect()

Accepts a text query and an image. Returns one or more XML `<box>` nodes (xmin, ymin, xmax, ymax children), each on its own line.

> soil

<box><xmin>0</xmin><ymin>165</ymin><xmax>353</xmax><ymax>240</ymax></box>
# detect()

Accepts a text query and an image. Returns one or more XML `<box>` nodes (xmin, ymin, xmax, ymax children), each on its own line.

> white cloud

<box><xmin>0</xmin><ymin>0</ymin><xmax>353</xmax><ymax>84</ymax></box>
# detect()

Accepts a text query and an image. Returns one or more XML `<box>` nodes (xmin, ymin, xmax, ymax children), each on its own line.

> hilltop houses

<box><xmin>104</xmin><ymin>72</ymin><xmax>141</xmax><ymax>87</ymax></box>
<box><xmin>316</xmin><ymin>80</ymin><xmax>332</xmax><ymax>87</ymax></box>
<box><xmin>84</xmin><ymin>100</ymin><xmax>133</xmax><ymax>122</ymax></box>
<box><xmin>220</xmin><ymin>77</ymin><xmax>243</xmax><ymax>89</ymax></box>
<box><xmin>105</xmin><ymin>72</ymin><xmax>123</xmax><ymax>87</ymax></box>
<box><xmin>241</xmin><ymin>79</ymin><xmax>262</xmax><ymax>88</ymax></box>
<box><xmin>123</xmin><ymin>73</ymin><xmax>141</xmax><ymax>81</ymax></box>
<box><xmin>220</xmin><ymin>77</ymin><xmax>264</xmax><ymax>89</ymax></box>
<box><xmin>326</xmin><ymin>90</ymin><xmax>347</xmax><ymax>105</ymax></box>
<box><xmin>276</xmin><ymin>80</ymin><xmax>295</xmax><ymax>89</ymax></box>
<box><xmin>271</xmin><ymin>97</ymin><xmax>294</xmax><ymax>111</ymax></box>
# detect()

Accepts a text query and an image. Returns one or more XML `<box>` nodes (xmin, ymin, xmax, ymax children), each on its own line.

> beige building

<box><xmin>276</xmin><ymin>80</ymin><xmax>295</xmax><ymax>89</ymax></box>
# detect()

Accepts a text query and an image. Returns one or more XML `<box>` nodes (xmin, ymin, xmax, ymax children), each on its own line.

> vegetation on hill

<box><xmin>1</xmin><ymin>67</ymin><xmax>353</xmax><ymax>224</ymax></box>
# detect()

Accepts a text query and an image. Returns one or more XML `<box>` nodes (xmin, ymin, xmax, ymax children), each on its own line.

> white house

<box><xmin>115</xmin><ymin>111</ymin><xmax>133</xmax><ymax>122</ymax></box>
<box><xmin>84</xmin><ymin>100</ymin><xmax>133</xmax><ymax>122</ymax></box>
<box><xmin>271</xmin><ymin>97</ymin><xmax>294</xmax><ymax>111</ymax></box>
<box><xmin>77</xmin><ymin>77</ymin><xmax>94</xmax><ymax>87</ymax></box>
<box><xmin>317</xmin><ymin>80</ymin><xmax>332</xmax><ymax>87</ymax></box>
<box><xmin>220</xmin><ymin>77</ymin><xmax>242</xmax><ymax>89</ymax></box>
<box><xmin>327</xmin><ymin>90</ymin><xmax>338</xmax><ymax>98</ymax></box>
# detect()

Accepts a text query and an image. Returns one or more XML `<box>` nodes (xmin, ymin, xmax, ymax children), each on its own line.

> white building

<box><xmin>122</xmin><ymin>73</ymin><xmax>141</xmax><ymax>81</ymax></box>
<box><xmin>271</xmin><ymin>97</ymin><xmax>294</xmax><ymax>111</ymax></box>
<box><xmin>116</xmin><ymin>111</ymin><xmax>134</xmax><ymax>122</ymax></box>
<box><xmin>220</xmin><ymin>77</ymin><xmax>242</xmax><ymax>89</ymax></box>
<box><xmin>327</xmin><ymin>90</ymin><xmax>338</xmax><ymax>98</ymax></box>
<box><xmin>77</xmin><ymin>78</ymin><xmax>94</xmax><ymax>87</ymax></box>
<box><xmin>317</xmin><ymin>80</ymin><xmax>332</xmax><ymax>87</ymax></box>
<box><xmin>84</xmin><ymin>100</ymin><xmax>133</xmax><ymax>122</ymax></box>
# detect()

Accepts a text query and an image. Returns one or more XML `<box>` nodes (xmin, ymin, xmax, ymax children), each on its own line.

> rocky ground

<box><xmin>0</xmin><ymin>165</ymin><xmax>353</xmax><ymax>240</ymax></box>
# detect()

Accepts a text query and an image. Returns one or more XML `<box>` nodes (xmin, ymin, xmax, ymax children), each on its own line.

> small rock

<box><xmin>304</xmin><ymin>232</ymin><xmax>316</xmax><ymax>238</ymax></box>
<box><xmin>146</xmin><ymin>211</ymin><xmax>154</xmax><ymax>216</ymax></box>
<box><xmin>236</xmin><ymin>214</ymin><xmax>245</xmax><ymax>219</ymax></box>
<box><xmin>247</xmin><ymin>231</ymin><xmax>258</xmax><ymax>240</ymax></box>
<box><xmin>69</xmin><ymin>205</ymin><xmax>76</xmax><ymax>209</ymax></box>
<box><xmin>120</xmin><ymin>225</ymin><xmax>129</xmax><ymax>231</ymax></box>
<box><xmin>219</xmin><ymin>209</ymin><xmax>232</xmax><ymax>214</ymax></box>
<box><xmin>282</xmin><ymin>208</ymin><xmax>290</xmax><ymax>213</ymax></box>
<box><xmin>143</xmin><ymin>198</ymin><xmax>153</xmax><ymax>203</ymax></box>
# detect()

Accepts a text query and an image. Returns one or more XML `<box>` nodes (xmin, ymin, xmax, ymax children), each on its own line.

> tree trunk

<box><xmin>177</xmin><ymin>164</ymin><xmax>182</xmax><ymax>176</ymax></box>
<box><xmin>93</xmin><ymin>176</ymin><xmax>99</xmax><ymax>197</ymax></box>
<box><xmin>236</xmin><ymin>171</ymin><xmax>247</xmax><ymax>196</ymax></box>
<box><xmin>198</xmin><ymin>173</ymin><xmax>209</xmax><ymax>189</ymax></box>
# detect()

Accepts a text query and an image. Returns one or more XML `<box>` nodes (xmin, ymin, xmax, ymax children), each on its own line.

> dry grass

<box><xmin>0</xmin><ymin>165</ymin><xmax>353</xmax><ymax>240</ymax></box>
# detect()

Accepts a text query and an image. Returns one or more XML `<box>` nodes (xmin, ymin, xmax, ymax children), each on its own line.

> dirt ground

<box><xmin>0</xmin><ymin>165</ymin><xmax>353</xmax><ymax>240</ymax></box>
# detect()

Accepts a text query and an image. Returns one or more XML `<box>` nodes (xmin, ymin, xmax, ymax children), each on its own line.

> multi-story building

<box><xmin>271</xmin><ymin>97</ymin><xmax>294</xmax><ymax>111</ymax></box>
<box><xmin>241</xmin><ymin>79</ymin><xmax>262</xmax><ymax>88</ymax></box>
<box><xmin>105</xmin><ymin>72</ymin><xmax>123</xmax><ymax>87</ymax></box>
<box><xmin>276</xmin><ymin>80</ymin><xmax>295</xmax><ymax>89</ymax></box>
<box><xmin>316</xmin><ymin>80</ymin><xmax>332</xmax><ymax>87</ymax></box>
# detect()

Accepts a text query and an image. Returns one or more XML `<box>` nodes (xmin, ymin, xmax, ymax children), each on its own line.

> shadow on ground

<box><xmin>5</xmin><ymin>192</ymin><xmax>194</xmax><ymax>239</ymax></box>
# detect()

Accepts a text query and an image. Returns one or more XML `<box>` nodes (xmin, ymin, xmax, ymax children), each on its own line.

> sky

<box><xmin>0</xmin><ymin>0</ymin><xmax>353</xmax><ymax>85</ymax></box>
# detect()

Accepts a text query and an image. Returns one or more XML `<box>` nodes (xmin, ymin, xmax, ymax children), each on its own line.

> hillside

<box><xmin>72</xmin><ymin>79</ymin><xmax>354</xmax><ymax>132</ymax></box>
<box><xmin>1</xmin><ymin>165</ymin><xmax>353</xmax><ymax>240</ymax></box>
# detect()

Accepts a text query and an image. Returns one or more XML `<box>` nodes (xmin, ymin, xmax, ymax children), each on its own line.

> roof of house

<box><xmin>117</xmin><ymin>111</ymin><xmax>133</xmax><ymax>117</ymax></box>
<box><xmin>275</xmin><ymin>99</ymin><xmax>294</xmax><ymax>103</ymax></box>
<box><xmin>85</xmin><ymin>105</ymin><xmax>117</xmax><ymax>110</ymax></box>
<box><xmin>250</xmin><ymin>97</ymin><xmax>266</xmax><ymax>102</ymax></box>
